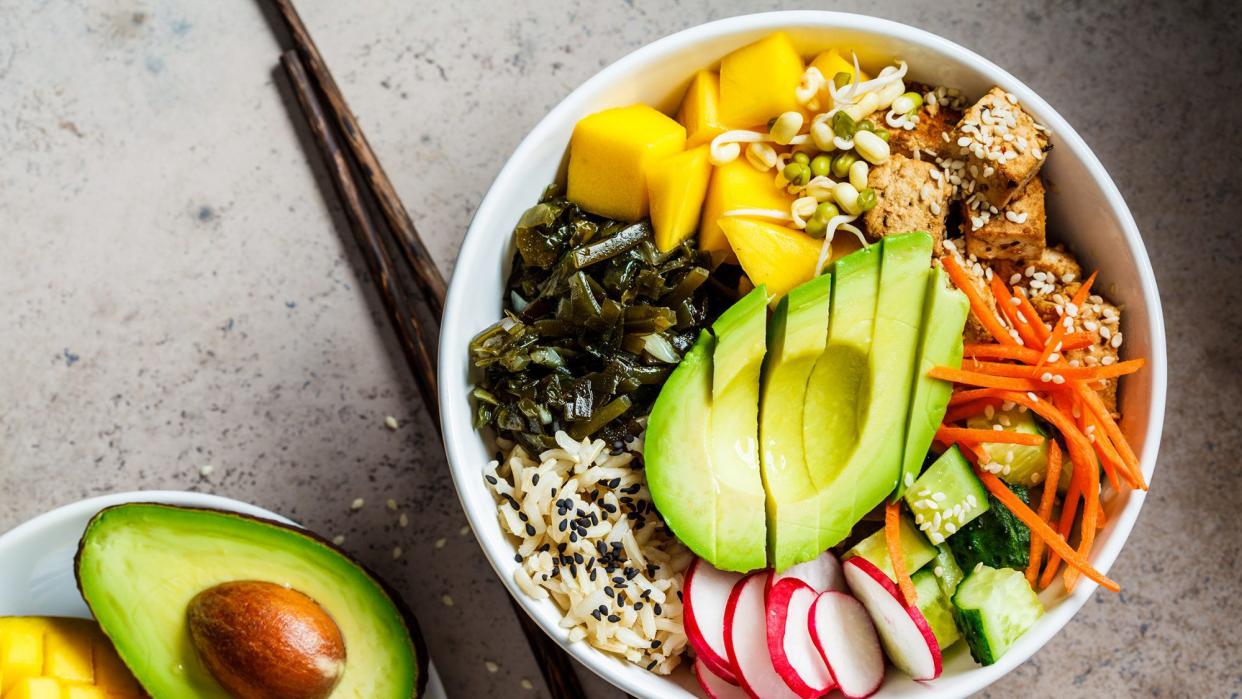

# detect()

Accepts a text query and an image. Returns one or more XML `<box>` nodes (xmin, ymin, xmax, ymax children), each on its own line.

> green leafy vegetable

<box><xmin>470</xmin><ymin>186</ymin><xmax>715</xmax><ymax>452</ymax></box>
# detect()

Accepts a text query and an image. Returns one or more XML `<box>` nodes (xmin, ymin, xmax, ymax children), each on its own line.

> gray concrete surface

<box><xmin>1</xmin><ymin>0</ymin><xmax>1238</xmax><ymax>696</ymax></box>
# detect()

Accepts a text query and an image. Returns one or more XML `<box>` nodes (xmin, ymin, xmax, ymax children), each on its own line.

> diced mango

<box><xmin>90</xmin><ymin>639</ymin><xmax>139</xmax><ymax>697</ymax></box>
<box><xmin>648</xmin><ymin>146</ymin><xmax>712</xmax><ymax>252</ymax></box>
<box><xmin>718</xmin><ymin>32</ymin><xmax>804</xmax><ymax>128</ymax></box>
<box><xmin>42</xmin><ymin>620</ymin><xmax>94</xmax><ymax>685</ymax></box>
<box><xmin>810</xmin><ymin>48</ymin><xmax>871</xmax><ymax>84</ymax></box>
<box><xmin>7</xmin><ymin>677</ymin><xmax>62</xmax><ymax>699</ymax></box>
<box><xmin>567</xmin><ymin>104</ymin><xmax>686</xmax><ymax>222</ymax></box>
<box><xmin>1</xmin><ymin>619</ymin><xmax>45</xmax><ymax>693</ymax></box>
<box><xmin>699</xmin><ymin>159</ymin><xmax>795</xmax><ymax>261</ymax></box>
<box><xmin>718</xmin><ymin>217</ymin><xmax>823</xmax><ymax>301</ymax></box>
<box><xmin>677</xmin><ymin>71</ymin><xmax>728</xmax><ymax>148</ymax></box>
<box><xmin>61</xmin><ymin>684</ymin><xmax>107</xmax><ymax>699</ymax></box>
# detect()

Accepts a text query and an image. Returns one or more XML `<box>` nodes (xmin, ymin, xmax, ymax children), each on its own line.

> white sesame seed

<box><xmin>931</xmin><ymin>202</ymin><xmax>942</xmax><ymax>215</ymax></box>
<box><xmin>1026</xmin><ymin>392</ymin><xmax>1039</xmax><ymax>403</ymax></box>
<box><xmin>1052</xmin><ymin>374</ymin><xmax>1066</xmax><ymax>385</ymax></box>
<box><xmin>993</xmin><ymin>423</ymin><xmax>1005</xmax><ymax>431</ymax></box>
<box><xmin>384</xmin><ymin>415</ymin><xmax>399</xmax><ymax>431</ymax></box>
<box><xmin>1025</xmin><ymin>265</ymin><xmax>1036</xmax><ymax>277</ymax></box>
<box><xmin>934</xmin><ymin>566</ymin><xmax>945</xmax><ymax>577</ymax></box>
<box><xmin>984</xmin><ymin>405</ymin><xmax>996</xmax><ymax>419</ymax></box>
<box><xmin>1111</xmin><ymin>333</ymin><xmax>1123</xmax><ymax>348</ymax></box>
<box><xmin>1004</xmin><ymin>210</ymin><xmax>1029</xmax><ymax>224</ymax></box>
<box><xmin>442</xmin><ymin>594</ymin><xmax>455</xmax><ymax>607</ymax></box>
<box><xmin>1010</xmin><ymin>273</ymin><xmax>1023</xmax><ymax>285</ymax></box>
<box><xmin>1002</xmin><ymin>465</ymin><xmax>1012</xmax><ymax>476</ymax></box>
<box><xmin>905</xmin><ymin>473</ymin><xmax>915</xmax><ymax>487</ymax></box>
<box><xmin>1101</xmin><ymin>356</ymin><xmax>1116</xmax><ymax>366</ymax></box>
<box><xmin>350</xmin><ymin>498</ymin><xmax>365</xmax><ymax>511</ymax></box>
<box><xmin>1040</xmin><ymin>372</ymin><xmax>1053</xmax><ymax>382</ymax></box>
<box><xmin>332</xmin><ymin>535</ymin><xmax>346</xmax><ymax>545</ymax></box>
<box><xmin>1100</xmin><ymin>326</ymin><xmax>1111</xmax><ymax>339</ymax></box>
<box><xmin>932</xmin><ymin>492</ymin><xmax>947</xmax><ymax>502</ymax></box>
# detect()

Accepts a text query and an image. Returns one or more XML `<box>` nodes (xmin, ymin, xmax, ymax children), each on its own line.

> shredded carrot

<box><xmin>952</xmin><ymin>389</ymin><xmax>1097</xmax><ymax>485</ymax></box>
<box><xmin>972</xmin><ymin>465</ymin><xmax>1119</xmax><ymax>592</ymax></box>
<box><xmin>942</xmin><ymin>398</ymin><xmax>1003</xmax><ymax>424</ymax></box>
<box><xmin>929</xmin><ymin>366</ymin><xmax>1049</xmax><ymax>392</ymax></box>
<box><xmin>1039</xmin><ymin>462</ymin><xmax>1082</xmax><ymax>589</ymax></box>
<box><xmin>1073</xmin><ymin>382</ymin><xmax>1147</xmax><ymax>489</ymax></box>
<box><xmin>948</xmin><ymin>388</ymin><xmax>999</xmax><ymax>406</ymax></box>
<box><xmin>1037</xmin><ymin>272</ymin><xmax>1097</xmax><ymax>367</ymax></box>
<box><xmin>991</xmin><ymin>275</ymin><xmax>1041</xmax><ymax>348</ymax></box>
<box><xmin>1027</xmin><ymin>441</ymin><xmax>1063</xmax><ymax>585</ymax></box>
<box><xmin>1013</xmin><ymin>287</ymin><xmax>1051</xmax><ymax>343</ymax></box>
<box><xmin>885</xmin><ymin>501</ymin><xmax>918</xmax><ymax>607</ymax></box>
<box><xmin>940</xmin><ymin>254</ymin><xmax>1019</xmax><ymax>346</ymax></box>
<box><xmin>963</xmin><ymin>357</ymin><xmax>1146</xmax><ymax>382</ymax></box>
<box><xmin>964</xmin><ymin>343</ymin><xmax>1043</xmax><ymax>363</ymax></box>
<box><xmin>1060</xmin><ymin>332</ymin><xmax>1097</xmax><ymax>351</ymax></box>
<box><xmin>937</xmin><ymin>426</ymin><xmax>1045</xmax><ymax>446</ymax></box>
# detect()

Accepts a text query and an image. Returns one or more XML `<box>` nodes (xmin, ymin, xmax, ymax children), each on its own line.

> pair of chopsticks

<box><xmin>266</xmin><ymin>2</ymin><xmax>585</xmax><ymax>697</ymax></box>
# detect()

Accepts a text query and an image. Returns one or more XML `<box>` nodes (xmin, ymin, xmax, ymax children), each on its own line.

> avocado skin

<box><xmin>74</xmin><ymin>503</ymin><xmax>428</xmax><ymax>698</ymax></box>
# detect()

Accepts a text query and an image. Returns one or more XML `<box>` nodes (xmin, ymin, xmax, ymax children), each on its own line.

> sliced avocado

<box><xmin>805</xmin><ymin>233</ymin><xmax>933</xmax><ymax>550</ymax></box>
<box><xmin>647</xmin><ymin>330</ymin><xmax>718</xmax><ymax>562</ymax></box>
<box><xmin>75</xmin><ymin>504</ymin><xmax>427</xmax><ymax>699</ymax></box>
<box><xmin>760</xmin><ymin>274</ymin><xmax>832</xmax><ymax>571</ymax></box>
<box><xmin>709</xmin><ymin>286</ymin><xmax>770</xmax><ymax>571</ymax></box>
<box><xmin>899</xmin><ymin>264</ymin><xmax>970</xmax><ymax>496</ymax></box>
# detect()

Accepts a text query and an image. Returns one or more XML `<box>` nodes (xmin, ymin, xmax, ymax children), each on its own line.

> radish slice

<box><xmin>724</xmin><ymin>572</ymin><xmax>800</xmax><ymax>699</ymax></box>
<box><xmin>765</xmin><ymin>578</ymin><xmax>836</xmax><ymax>698</ymax></box>
<box><xmin>772</xmin><ymin>550</ymin><xmax>846</xmax><ymax>593</ymax></box>
<box><xmin>694</xmin><ymin>659</ymin><xmax>750</xmax><ymax>699</ymax></box>
<box><xmin>842</xmin><ymin>557</ymin><xmax>943</xmax><ymax>681</ymax></box>
<box><xmin>809</xmin><ymin>591</ymin><xmax>885</xmax><ymax>698</ymax></box>
<box><xmin>685</xmin><ymin>558</ymin><xmax>742</xmax><ymax>684</ymax></box>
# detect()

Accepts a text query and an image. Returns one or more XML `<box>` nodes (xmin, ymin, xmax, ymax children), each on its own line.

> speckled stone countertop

<box><xmin>1</xmin><ymin>1</ymin><xmax>1239</xmax><ymax>696</ymax></box>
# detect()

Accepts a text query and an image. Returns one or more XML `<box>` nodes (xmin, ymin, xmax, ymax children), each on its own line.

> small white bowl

<box><xmin>0</xmin><ymin>491</ymin><xmax>446</xmax><ymax>698</ymax></box>
<box><xmin>439</xmin><ymin>11</ymin><xmax>1166</xmax><ymax>698</ymax></box>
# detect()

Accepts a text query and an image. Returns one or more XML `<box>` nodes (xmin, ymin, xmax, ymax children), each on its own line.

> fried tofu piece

<box><xmin>864</xmin><ymin>154</ymin><xmax>952</xmax><ymax>248</ymax></box>
<box><xmin>952</xmin><ymin>87</ymin><xmax>1050</xmax><ymax>210</ymax></box>
<box><xmin>884</xmin><ymin>107</ymin><xmax>962</xmax><ymax>162</ymax></box>
<box><xmin>964</xmin><ymin>177</ymin><xmax>1046</xmax><ymax>260</ymax></box>
<box><xmin>991</xmin><ymin>244</ymin><xmax>1083</xmax><ymax>296</ymax></box>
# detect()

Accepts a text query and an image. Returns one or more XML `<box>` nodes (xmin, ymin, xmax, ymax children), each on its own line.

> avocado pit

<box><xmin>187</xmin><ymin>580</ymin><xmax>346</xmax><ymax>699</ymax></box>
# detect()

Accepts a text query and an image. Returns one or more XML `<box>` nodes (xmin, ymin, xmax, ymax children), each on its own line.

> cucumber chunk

<box><xmin>967</xmin><ymin>407</ymin><xmax>1072</xmax><ymax>492</ymax></box>
<box><xmin>927</xmin><ymin>543</ymin><xmax>965</xmax><ymax>599</ymax></box>
<box><xmin>904</xmin><ymin>446</ymin><xmax>990</xmax><ymax>545</ymax></box>
<box><xmin>952</xmin><ymin>564</ymin><xmax>1044</xmax><ymax>665</ymax></box>
<box><xmin>844</xmin><ymin>515</ymin><xmax>936</xmax><ymax>581</ymax></box>
<box><xmin>946</xmin><ymin>482</ymin><xmax>1031</xmax><ymax>571</ymax></box>
<box><xmin>912</xmin><ymin>570</ymin><xmax>960</xmax><ymax>650</ymax></box>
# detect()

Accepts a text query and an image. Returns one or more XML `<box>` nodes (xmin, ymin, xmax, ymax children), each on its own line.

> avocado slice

<box><xmin>898</xmin><ymin>264</ymin><xmax>970</xmax><ymax>496</ymax></box>
<box><xmin>708</xmin><ymin>286</ymin><xmax>769</xmax><ymax>572</ymax></box>
<box><xmin>759</xmin><ymin>274</ymin><xmax>832</xmax><ymax>571</ymax></box>
<box><xmin>804</xmin><ymin>233</ymin><xmax>933</xmax><ymax>550</ymax></box>
<box><xmin>75</xmin><ymin>504</ymin><xmax>427</xmax><ymax>699</ymax></box>
<box><xmin>647</xmin><ymin>330</ymin><xmax>718</xmax><ymax>562</ymax></box>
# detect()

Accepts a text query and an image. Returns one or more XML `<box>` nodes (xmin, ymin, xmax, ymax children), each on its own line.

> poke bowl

<box><xmin>439</xmin><ymin>11</ymin><xmax>1165</xmax><ymax>699</ymax></box>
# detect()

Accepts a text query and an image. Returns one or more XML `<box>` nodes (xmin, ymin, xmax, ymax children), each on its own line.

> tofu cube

<box><xmin>965</xmin><ymin>177</ymin><xmax>1046</xmax><ymax>261</ymax></box>
<box><xmin>864</xmin><ymin>154</ymin><xmax>952</xmax><ymax>249</ymax></box>
<box><xmin>880</xmin><ymin>84</ymin><xmax>962</xmax><ymax>161</ymax></box>
<box><xmin>952</xmin><ymin>87</ymin><xmax>1050</xmax><ymax>209</ymax></box>
<box><xmin>567</xmin><ymin>104</ymin><xmax>686</xmax><ymax>221</ymax></box>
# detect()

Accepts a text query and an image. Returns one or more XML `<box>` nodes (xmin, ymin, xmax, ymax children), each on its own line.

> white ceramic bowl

<box><xmin>439</xmin><ymin>11</ymin><xmax>1166</xmax><ymax>698</ymax></box>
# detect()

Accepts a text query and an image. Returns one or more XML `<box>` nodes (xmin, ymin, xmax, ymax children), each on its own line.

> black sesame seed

<box><xmin>569</xmin><ymin>532</ymin><xmax>578</xmax><ymax>542</ymax></box>
<box><xmin>607</xmin><ymin>614</ymin><xmax>621</xmax><ymax>623</ymax></box>
<box><xmin>646</xmin><ymin>660</ymin><xmax>657</xmax><ymax>671</ymax></box>
<box><xmin>514</xmin><ymin>553</ymin><xmax>523</xmax><ymax>563</ymax></box>
<box><xmin>604</xmin><ymin>586</ymin><xmax>615</xmax><ymax>598</ymax></box>
<box><xmin>574</xmin><ymin>552</ymin><xmax>584</xmax><ymax>564</ymax></box>
<box><xmin>589</xmin><ymin>570</ymin><xmax>597</xmax><ymax>582</ymax></box>
<box><xmin>591</xmin><ymin>609</ymin><xmax>602</xmax><ymax>621</ymax></box>
<box><xmin>518</xmin><ymin>511</ymin><xmax>529</xmax><ymax>522</ymax></box>
<box><xmin>654</xmin><ymin>603</ymin><xmax>663</xmax><ymax>615</ymax></box>
<box><xmin>558</xmin><ymin>519</ymin><xmax>568</xmax><ymax>532</ymax></box>
<box><xmin>524</xmin><ymin>524</ymin><xmax>536</xmax><ymax>536</ymax></box>
<box><xmin>531</xmin><ymin>473</ymin><xmax>540</xmax><ymax>486</ymax></box>
<box><xmin>485</xmin><ymin>475</ymin><xmax>498</xmax><ymax>485</ymax></box>
<box><xmin>650</xmin><ymin>639</ymin><xmax>661</xmax><ymax>648</ymax></box>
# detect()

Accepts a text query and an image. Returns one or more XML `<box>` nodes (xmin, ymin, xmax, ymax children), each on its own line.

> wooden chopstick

<box><xmin>270</xmin><ymin>0</ymin><xmax>448</xmax><ymax>319</ymax></box>
<box><xmin>274</xmin><ymin>32</ymin><xmax>587</xmax><ymax>699</ymax></box>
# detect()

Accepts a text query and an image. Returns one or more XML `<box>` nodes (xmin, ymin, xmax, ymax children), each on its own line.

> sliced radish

<box><xmin>842</xmin><ymin>557</ymin><xmax>942</xmax><ymax>681</ymax></box>
<box><xmin>685</xmin><ymin>558</ymin><xmax>742</xmax><ymax>684</ymax></box>
<box><xmin>765</xmin><ymin>578</ymin><xmax>836</xmax><ymax>698</ymax></box>
<box><xmin>772</xmin><ymin>550</ymin><xmax>846</xmax><ymax>593</ymax></box>
<box><xmin>809</xmin><ymin>591</ymin><xmax>885</xmax><ymax>698</ymax></box>
<box><xmin>694</xmin><ymin>659</ymin><xmax>750</xmax><ymax>699</ymax></box>
<box><xmin>724</xmin><ymin>571</ymin><xmax>800</xmax><ymax>699</ymax></box>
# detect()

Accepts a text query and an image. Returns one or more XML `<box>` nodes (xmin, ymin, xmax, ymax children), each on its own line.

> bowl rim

<box><xmin>439</xmin><ymin>10</ymin><xmax>1167</xmax><ymax>698</ymax></box>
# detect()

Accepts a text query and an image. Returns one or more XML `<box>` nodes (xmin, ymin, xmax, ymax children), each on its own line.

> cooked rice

<box><xmin>484</xmin><ymin>430</ymin><xmax>692</xmax><ymax>674</ymax></box>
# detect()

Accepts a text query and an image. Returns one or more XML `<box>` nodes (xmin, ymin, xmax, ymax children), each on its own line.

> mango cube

<box><xmin>810</xmin><ymin>48</ymin><xmax>871</xmax><ymax>85</ymax></box>
<box><xmin>677</xmin><ymin>71</ymin><xmax>728</xmax><ymax>148</ymax></box>
<box><xmin>647</xmin><ymin>146</ymin><xmax>712</xmax><ymax>252</ymax></box>
<box><xmin>567</xmin><ymin>104</ymin><xmax>686</xmax><ymax>221</ymax></box>
<box><xmin>90</xmin><ymin>639</ymin><xmax>140</xmax><ymax>697</ymax></box>
<box><xmin>1</xmin><ymin>620</ymin><xmax>45</xmax><ymax>693</ymax></box>
<box><xmin>42</xmin><ymin>620</ymin><xmax>94</xmax><ymax>685</ymax></box>
<box><xmin>61</xmin><ymin>684</ymin><xmax>107</xmax><ymax>699</ymax></box>
<box><xmin>718</xmin><ymin>32</ymin><xmax>804</xmax><ymax>128</ymax></box>
<box><xmin>7</xmin><ymin>677</ymin><xmax>62</xmax><ymax>699</ymax></box>
<box><xmin>718</xmin><ymin>217</ymin><xmax>823</xmax><ymax>301</ymax></box>
<box><xmin>699</xmin><ymin>159</ymin><xmax>795</xmax><ymax>261</ymax></box>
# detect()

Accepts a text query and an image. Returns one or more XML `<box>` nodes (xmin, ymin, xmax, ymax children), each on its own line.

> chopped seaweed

<box><xmin>470</xmin><ymin>185</ymin><xmax>715</xmax><ymax>452</ymax></box>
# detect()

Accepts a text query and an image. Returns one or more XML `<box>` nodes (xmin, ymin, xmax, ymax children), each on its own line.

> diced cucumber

<box><xmin>912</xmin><ymin>570</ymin><xmax>960</xmax><ymax>650</ymax></box>
<box><xmin>946</xmin><ymin>482</ymin><xmax>1031</xmax><ymax>571</ymax></box>
<box><xmin>952</xmin><ymin>564</ymin><xmax>1044</xmax><ymax>665</ymax></box>
<box><xmin>967</xmin><ymin>407</ymin><xmax>1071</xmax><ymax>492</ymax></box>
<box><xmin>844</xmin><ymin>515</ymin><xmax>937</xmax><ymax>581</ymax></box>
<box><xmin>904</xmin><ymin>446</ymin><xmax>990</xmax><ymax>545</ymax></box>
<box><xmin>927</xmin><ymin>543</ymin><xmax>965</xmax><ymax>599</ymax></box>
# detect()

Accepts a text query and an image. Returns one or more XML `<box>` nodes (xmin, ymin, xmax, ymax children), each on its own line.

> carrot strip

<box><xmin>1072</xmin><ymin>388</ymin><xmax>1123</xmax><ymax>491</ymax></box>
<box><xmin>972</xmin><ymin>465</ymin><xmax>1118</xmax><ymax>592</ymax></box>
<box><xmin>948</xmin><ymin>388</ymin><xmax>998</xmax><ymax>407</ymax></box>
<box><xmin>940</xmin><ymin>254</ymin><xmax>1019</xmax><ymax>346</ymax></box>
<box><xmin>991</xmin><ymin>275</ymin><xmax>1041</xmax><ymax>348</ymax></box>
<box><xmin>1060</xmin><ymin>332</ymin><xmax>1097</xmax><ymax>351</ymax></box>
<box><xmin>954</xmin><ymin>389</ymin><xmax>1097</xmax><ymax>481</ymax></box>
<box><xmin>1013</xmin><ymin>287</ymin><xmax>1051</xmax><ymax>343</ymax></box>
<box><xmin>937</xmin><ymin>426</ymin><xmax>1045</xmax><ymax>446</ymax></box>
<box><xmin>1037</xmin><ymin>272</ymin><xmax>1097</xmax><ymax>367</ymax></box>
<box><xmin>885</xmin><ymin>501</ymin><xmax>918</xmax><ymax>607</ymax></box>
<box><xmin>1027</xmin><ymin>441</ymin><xmax>1063</xmax><ymax>585</ymax></box>
<box><xmin>963</xmin><ymin>343</ymin><xmax>1043</xmax><ymax>363</ymax></box>
<box><xmin>1039</xmin><ymin>465</ymin><xmax>1082</xmax><ymax>589</ymax></box>
<box><xmin>1073</xmin><ymin>382</ymin><xmax>1147</xmax><ymax>489</ymax></box>
<box><xmin>942</xmin><ymin>399</ymin><xmax>1003</xmax><ymax>424</ymax></box>
<box><xmin>929</xmin><ymin>366</ymin><xmax>1048</xmax><ymax>392</ymax></box>
<box><xmin>963</xmin><ymin>358</ymin><xmax>1146</xmax><ymax>382</ymax></box>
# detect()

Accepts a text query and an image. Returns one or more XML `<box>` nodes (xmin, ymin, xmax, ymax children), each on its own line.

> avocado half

<box><xmin>74</xmin><ymin>503</ymin><xmax>428</xmax><ymax>698</ymax></box>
